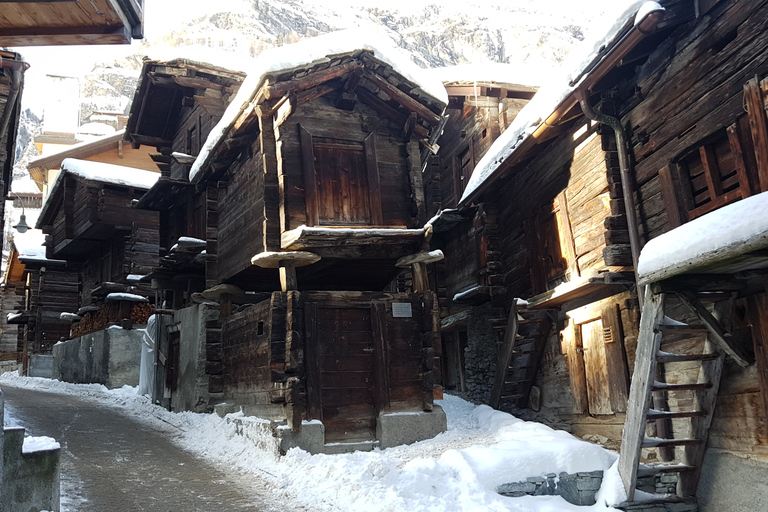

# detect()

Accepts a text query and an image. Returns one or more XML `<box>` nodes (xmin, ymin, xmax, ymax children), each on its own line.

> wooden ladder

<box><xmin>618</xmin><ymin>284</ymin><xmax>751</xmax><ymax>503</ymax></box>
<box><xmin>490</xmin><ymin>300</ymin><xmax>553</xmax><ymax>410</ymax></box>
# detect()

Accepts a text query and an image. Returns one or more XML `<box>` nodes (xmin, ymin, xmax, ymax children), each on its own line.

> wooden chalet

<box><xmin>0</xmin><ymin>0</ymin><xmax>143</xmax><ymax>46</ymax></box>
<box><xmin>27</xmin><ymin>129</ymin><xmax>157</xmax><ymax>195</ymax></box>
<box><xmin>35</xmin><ymin>159</ymin><xmax>159</xmax><ymax>336</ymax></box>
<box><xmin>125</xmin><ymin>58</ymin><xmax>246</xmax><ymax>308</ymax></box>
<box><xmin>1</xmin><ymin>50</ymin><xmax>27</xmax><ymax>239</ymax></box>
<box><xmin>130</xmin><ymin>33</ymin><xmax>449</xmax><ymax>451</ymax></box>
<box><xmin>430</xmin><ymin>0</ymin><xmax>768</xmax><ymax>508</ymax></box>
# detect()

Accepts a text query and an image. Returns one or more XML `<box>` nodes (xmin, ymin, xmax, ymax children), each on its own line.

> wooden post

<box><xmin>279</xmin><ymin>261</ymin><xmax>298</xmax><ymax>292</ymax></box>
<box><xmin>219</xmin><ymin>293</ymin><xmax>232</xmax><ymax>318</ymax></box>
<box><xmin>411</xmin><ymin>262</ymin><xmax>429</xmax><ymax>293</ymax></box>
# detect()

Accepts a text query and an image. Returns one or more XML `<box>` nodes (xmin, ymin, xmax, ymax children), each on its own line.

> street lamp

<box><xmin>10</xmin><ymin>191</ymin><xmax>29</xmax><ymax>233</ymax></box>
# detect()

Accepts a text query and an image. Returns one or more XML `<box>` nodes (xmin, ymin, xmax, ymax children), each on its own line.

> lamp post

<box><xmin>9</xmin><ymin>190</ymin><xmax>29</xmax><ymax>233</ymax></box>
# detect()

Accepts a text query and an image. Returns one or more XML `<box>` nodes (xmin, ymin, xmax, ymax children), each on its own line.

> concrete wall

<box><xmin>171</xmin><ymin>304</ymin><xmax>218</xmax><ymax>413</ymax></box>
<box><xmin>53</xmin><ymin>328</ymin><xmax>142</xmax><ymax>388</ymax></box>
<box><xmin>697</xmin><ymin>449</ymin><xmax>768</xmax><ymax>512</ymax></box>
<box><xmin>28</xmin><ymin>354</ymin><xmax>54</xmax><ymax>378</ymax></box>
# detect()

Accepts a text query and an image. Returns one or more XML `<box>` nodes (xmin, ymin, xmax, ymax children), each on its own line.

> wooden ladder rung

<box><xmin>646</xmin><ymin>409</ymin><xmax>707</xmax><ymax>420</ymax></box>
<box><xmin>641</xmin><ymin>437</ymin><xmax>703</xmax><ymax>448</ymax></box>
<box><xmin>652</xmin><ymin>381</ymin><xmax>712</xmax><ymax>392</ymax></box>
<box><xmin>658</xmin><ymin>325</ymin><xmax>709</xmax><ymax>335</ymax></box>
<box><xmin>636</xmin><ymin>464</ymin><xmax>696</xmax><ymax>477</ymax></box>
<box><xmin>656</xmin><ymin>352</ymin><xmax>719</xmax><ymax>363</ymax></box>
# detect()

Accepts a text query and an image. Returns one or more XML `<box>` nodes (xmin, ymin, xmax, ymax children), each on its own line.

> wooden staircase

<box><xmin>617</xmin><ymin>284</ymin><xmax>752</xmax><ymax>505</ymax></box>
<box><xmin>490</xmin><ymin>299</ymin><xmax>553</xmax><ymax>410</ymax></box>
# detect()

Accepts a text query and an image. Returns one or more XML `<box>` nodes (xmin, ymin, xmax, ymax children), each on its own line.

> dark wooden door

<box><xmin>305</xmin><ymin>303</ymin><xmax>378</xmax><ymax>443</ymax></box>
<box><xmin>313</xmin><ymin>139</ymin><xmax>371</xmax><ymax>226</ymax></box>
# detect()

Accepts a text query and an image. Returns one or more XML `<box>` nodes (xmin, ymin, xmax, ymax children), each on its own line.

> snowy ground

<box><xmin>1</xmin><ymin>373</ymin><xmax>629</xmax><ymax>511</ymax></box>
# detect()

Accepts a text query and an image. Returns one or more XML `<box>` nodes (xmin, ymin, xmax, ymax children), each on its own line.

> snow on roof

<box><xmin>190</xmin><ymin>28</ymin><xmax>447</xmax><ymax>183</ymax></box>
<box><xmin>637</xmin><ymin>191</ymin><xmax>768</xmax><ymax>284</ymax></box>
<box><xmin>38</xmin><ymin>159</ymin><xmax>160</xmax><ymax>228</ymax></box>
<box><xmin>141</xmin><ymin>45</ymin><xmax>256</xmax><ymax>76</ymax></box>
<box><xmin>106</xmin><ymin>292</ymin><xmax>149</xmax><ymax>302</ymax></box>
<box><xmin>13</xmin><ymin>230</ymin><xmax>47</xmax><ymax>259</ymax></box>
<box><xmin>429</xmin><ymin>62</ymin><xmax>545</xmax><ymax>88</ymax></box>
<box><xmin>459</xmin><ymin>0</ymin><xmax>656</xmax><ymax>205</ymax></box>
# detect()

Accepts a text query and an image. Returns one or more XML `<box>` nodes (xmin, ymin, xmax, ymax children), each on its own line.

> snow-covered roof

<box><xmin>429</xmin><ymin>62</ymin><xmax>545</xmax><ymax>89</ymax></box>
<box><xmin>38</xmin><ymin>159</ymin><xmax>160</xmax><ymax>228</ymax></box>
<box><xmin>190</xmin><ymin>28</ymin><xmax>447</xmax><ymax>183</ymax></box>
<box><xmin>460</xmin><ymin>1</ymin><xmax>659</xmax><ymax>205</ymax></box>
<box><xmin>637</xmin><ymin>191</ymin><xmax>768</xmax><ymax>284</ymax></box>
<box><xmin>13</xmin><ymin>230</ymin><xmax>47</xmax><ymax>260</ymax></box>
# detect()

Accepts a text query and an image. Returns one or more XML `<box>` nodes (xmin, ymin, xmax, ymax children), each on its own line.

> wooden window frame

<box><xmin>299</xmin><ymin>124</ymin><xmax>383</xmax><ymax>227</ymax></box>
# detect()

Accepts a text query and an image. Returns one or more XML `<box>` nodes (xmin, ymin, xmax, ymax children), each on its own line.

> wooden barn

<box><xmin>130</xmin><ymin>32</ymin><xmax>449</xmax><ymax>451</ymax></box>
<box><xmin>429</xmin><ymin>0</ymin><xmax>768</xmax><ymax>509</ymax></box>
<box><xmin>0</xmin><ymin>50</ymin><xmax>27</xmax><ymax>240</ymax></box>
<box><xmin>35</xmin><ymin>159</ymin><xmax>160</xmax><ymax>336</ymax></box>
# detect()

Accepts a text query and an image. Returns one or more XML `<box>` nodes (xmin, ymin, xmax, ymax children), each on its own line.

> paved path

<box><xmin>2</xmin><ymin>384</ymin><xmax>279</xmax><ymax>512</ymax></box>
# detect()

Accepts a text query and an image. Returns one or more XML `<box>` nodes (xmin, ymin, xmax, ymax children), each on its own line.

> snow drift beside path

<box><xmin>0</xmin><ymin>373</ymin><xmax>624</xmax><ymax>511</ymax></box>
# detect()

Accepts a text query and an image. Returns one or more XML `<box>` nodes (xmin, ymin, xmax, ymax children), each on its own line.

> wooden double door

<box><xmin>304</xmin><ymin>302</ymin><xmax>386</xmax><ymax>443</ymax></box>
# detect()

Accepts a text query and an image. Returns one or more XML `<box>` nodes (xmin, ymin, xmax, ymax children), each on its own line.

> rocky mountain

<box><xmin>15</xmin><ymin>0</ymin><xmax>610</xmax><ymax>177</ymax></box>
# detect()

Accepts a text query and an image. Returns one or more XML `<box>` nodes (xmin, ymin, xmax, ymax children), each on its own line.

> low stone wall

<box><xmin>1</xmin><ymin>390</ymin><xmax>60</xmax><ymax>512</ymax></box>
<box><xmin>53</xmin><ymin>328</ymin><xmax>142</xmax><ymax>388</ymax></box>
<box><xmin>2</xmin><ymin>427</ymin><xmax>60</xmax><ymax>512</ymax></box>
<box><xmin>498</xmin><ymin>471</ymin><xmax>695</xmax><ymax>511</ymax></box>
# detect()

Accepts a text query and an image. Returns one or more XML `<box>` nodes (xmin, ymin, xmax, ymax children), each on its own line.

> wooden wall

<box><xmin>216</xmin><ymin>144</ymin><xmax>265</xmax><ymax>283</ymax></box>
<box><xmin>626</xmin><ymin>0</ymin><xmax>768</xmax><ymax>242</ymax></box>
<box><xmin>169</xmin><ymin>104</ymin><xmax>220</xmax><ymax>180</ymax></box>
<box><xmin>25</xmin><ymin>266</ymin><xmax>79</xmax><ymax>353</ymax></box>
<box><xmin>276</xmin><ymin>94</ymin><xmax>416</xmax><ymax>232</ymax></box>
<box><xmin>492</xmin><ymin>122</ymin><xmax>618</xmax><ymax>300</ymax></box>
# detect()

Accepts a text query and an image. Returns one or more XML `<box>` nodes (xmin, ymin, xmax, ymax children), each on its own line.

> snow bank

<box><xmin>637</xmin><ymin>190</ymin><xmax>768</xmax><ymax>284</ymax></box>
<box><xmin>190</xmin><ymin>27</ymin><xmax>446</xmax><ymax>183</ymax></box>
<box><xmin>0</xmin><ymin>373</ymin><xmax>625</xmax><ymax>511</ymax></box>
<box><xmin>22</xmin><ymin>436</ymin><xmax>60</xmax><ymax>454</ymax></box>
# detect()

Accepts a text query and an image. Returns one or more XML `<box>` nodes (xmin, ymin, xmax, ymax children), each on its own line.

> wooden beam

<box><xmin>699</xmin><ymin>144</ymin><xmax>723</xmax><ymax>201</ymax></box>
<box><xmin>357</xmin><ymin>87</ymin><xmax>430</xmax><ymax>139</ymax></box>
<box><xmin>263</xmin><ymin>60</ymin><xmax>363</xmax><ymax>100</ymax></box>
<box><xmin>744</xmin><ymin>77</ymin><xmax>768</xmax><ymax>192</ymax></box>
<box><xmin>362</xmin><ymin>72</ymin><xmax>441</xmax><ymax>126</ymax></box>
<box><xmin>677</xmin><ymin>291</ymin><xmax>752</xmax><ymax>367</ymax></box>
<box><xmin>727</xmin><ymin>122</ymin><xmax>754</xmax><ymax>198</ymax></box>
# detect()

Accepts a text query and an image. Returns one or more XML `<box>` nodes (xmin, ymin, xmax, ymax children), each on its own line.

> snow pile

<box><xmin>460</xmin><ymin>0</ymin><xmax>654</xmax><ymax>204</ymax></box>
<box><xmin>0</xmin><ymin>373</ymin><xmax>626</xmax><ymax>511</ymax></box>
<box><xmin>22</xmin><ymin>436</ymin><xmax>60</xmax><ymax>454</ymax></box>
<box><xmin>105</xmin><ymin>292</ymin><xmax>149</xmax><ymax>302</ymax></box>
<box><xmin>637</xmin><ymin>190</ymin><xmax>768</xmax><ymax>283</ymax></box>
<box><xmin>190</xmin><ymin>27</ymin><xmax>447</xmax><ymax>183</ymax></box>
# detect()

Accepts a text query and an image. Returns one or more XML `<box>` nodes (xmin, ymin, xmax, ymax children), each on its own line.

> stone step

<box><xmin>323</xmin><ymin>439</ymin><xmax>380</xmax><ymax>455</ymax></box>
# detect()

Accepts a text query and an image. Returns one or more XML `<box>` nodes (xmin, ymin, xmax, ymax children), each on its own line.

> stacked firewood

<box><xmin>131</xmin><ymin>302</ymin><xmax>153</xmax><ymax>325</ymax></box>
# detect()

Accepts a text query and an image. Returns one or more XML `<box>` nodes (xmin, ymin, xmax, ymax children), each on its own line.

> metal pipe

<box><xmin>575</xmin><ymin>90</ymin><xmax>645</xmax><ymax>306</ymax></box>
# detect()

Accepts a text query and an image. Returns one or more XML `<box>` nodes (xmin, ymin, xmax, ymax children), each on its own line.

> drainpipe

<box><xmin>0</xmin><ymin>57</ymin><xmax>29</xmax><ymax>144</ymax></box>
<box><xmin>575</xmin><ymin>90</ymin><xmax>644</xmax><ymax>307</ymax></box>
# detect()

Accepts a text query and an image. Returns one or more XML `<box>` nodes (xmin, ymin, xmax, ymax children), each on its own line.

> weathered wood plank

<box><xmin>619</xmin><ymin>287</ymin><xmax>665</xmax><ymax>502</ymax></box>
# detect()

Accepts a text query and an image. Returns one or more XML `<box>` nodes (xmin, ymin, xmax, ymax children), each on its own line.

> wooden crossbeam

<box><xmin>677</xmin><ymin>291</ymin><xmax>752</xmax><ymax>367</ymax></box>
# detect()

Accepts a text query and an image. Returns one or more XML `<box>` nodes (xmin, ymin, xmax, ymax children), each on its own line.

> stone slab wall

<box><xmin>2</xmin><ymin>427</ymin><xmax>60</xmax><ymax>512</ymax></box>
<box><xmin>53</xmin><ymin>328</ymin><xmax>142</xmax><ymax>388</ymax></box>
<box><xmin>28</xmin><ymin>354</ymin><xmax>54</xmax><ymax>378</ymax></box>
<box><xmin>171</xmin><ymin>304</ymin><xmax>218</xmax><ymax>413</ymax></box>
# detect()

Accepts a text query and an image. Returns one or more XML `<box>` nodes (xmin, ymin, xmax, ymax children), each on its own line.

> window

<box><xmin>665</xmin><ymin>127</ymin><xmax>753</xmax><ymax>223</ymax></box>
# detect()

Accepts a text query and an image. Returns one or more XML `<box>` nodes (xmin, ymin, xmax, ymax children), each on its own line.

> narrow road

<box><xmin>2</xmin><ymin>384</ymin><xmax>278</xmax><ymax>512</ymax></box>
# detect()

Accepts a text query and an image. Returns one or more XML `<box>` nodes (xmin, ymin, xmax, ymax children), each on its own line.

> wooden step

<box><xmin>646</xmin><ymin>409</ymin><xmax>707</xmax><ymax>420</ymax></box>
<box><xmin>659</xmin><ymin>325</ymin><xmax>709</xmax><ymax>335</ymax></box>
<box><xmin>652</xmin><ymin>381</ymin><xmax>712</xmax><ymax>392</ymax></box>
<box><xmin>636</xmin><ymin>464</ymin><xmax>696</xmax><ymax>477</ymax></box>
<box><xmin>641</xmin><ymin>437</ymin><xmax>703</xmax><ymax>448</ymax></box>
<box><xmin>656</xmin><ymin>351</ymin><xmax>719</xmax><ymax>363</ymax></box>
